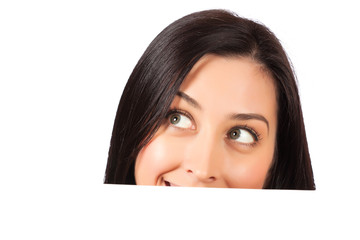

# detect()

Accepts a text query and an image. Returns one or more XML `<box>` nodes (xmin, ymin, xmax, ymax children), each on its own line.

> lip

<box><xmin>164</xmin><ymin>179</ymin><xmax>180</xmax><ymax>187</ymax></box>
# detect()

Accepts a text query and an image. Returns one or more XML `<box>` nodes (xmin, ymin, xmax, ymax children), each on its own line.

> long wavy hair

<box><xmin>104</xmin><ymin>9</ymin><xmax>315</xmax><ymax>190</ymax></box>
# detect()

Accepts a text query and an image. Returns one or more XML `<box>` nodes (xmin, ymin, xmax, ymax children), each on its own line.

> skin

<box><xmin>135</xmin><ymin>54</ymin><xmax>278</xmax><ymax>188</ymax></box>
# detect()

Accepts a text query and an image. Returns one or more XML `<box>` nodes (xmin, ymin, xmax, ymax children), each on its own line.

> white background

<box><xmin>1</xmin><ymin>0</ymin><xmax>359</xmax><ymax>239</ymax></box>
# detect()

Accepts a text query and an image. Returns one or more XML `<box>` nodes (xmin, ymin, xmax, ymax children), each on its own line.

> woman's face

<box><xmin>135</xmin><ymin>55</ymin><xmax>277</xmax><ymax>188</ymax></box>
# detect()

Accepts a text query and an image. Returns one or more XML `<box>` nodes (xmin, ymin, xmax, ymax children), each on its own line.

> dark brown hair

<box><xmin>104</xmin><ymin>9</ymin><xmax>315</xmax><ymax>190</ymax></box>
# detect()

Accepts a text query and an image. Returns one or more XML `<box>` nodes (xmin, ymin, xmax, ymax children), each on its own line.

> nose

<box><xmin>186</xmin><ymin>168</ymin><xmax>216</xmax><ymax>183</ymax></box>
<box><xmin>184</xmin><ymin>132</ymin><xmax>222</xmax><ymax>183</ymax></box>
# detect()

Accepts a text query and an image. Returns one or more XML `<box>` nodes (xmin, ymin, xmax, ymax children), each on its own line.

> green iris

<box><xmin>170</xmin><ymin>113</ymin><xmax>181</xmax><ymax>125</ymax></box>
<box><xmin>229</xmin><ymin>129</ymin><xmax>241</xmax><ymax>140</ymax></box>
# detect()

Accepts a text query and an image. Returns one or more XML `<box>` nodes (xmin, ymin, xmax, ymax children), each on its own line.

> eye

<box><xmin>168</xmin><ymin>112</ymin><xmax>193</xmax><ymax>129</ymax></box>
<box><xmin>228</xmin><ymin>127</ymin><xmax>258</xmax><ymax>144</ymax></box>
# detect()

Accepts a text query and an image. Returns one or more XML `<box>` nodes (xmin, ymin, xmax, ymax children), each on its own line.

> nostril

<box><xmin>186</xmin><ymin>169</ymin><xmax>216</xmax><ymax>181</ymax></box>
<box><xmin>209</xmin><ymin>176</ymin><xmax>216</xmax><ymax>181</ymax></box>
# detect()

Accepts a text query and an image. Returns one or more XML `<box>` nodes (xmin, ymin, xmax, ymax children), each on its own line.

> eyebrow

<box><xmin>230</xmin><ymin>113</ymin><xmax>269</xmax><ymax>130</ymax></box>
<box><xmin>176</xmin><ymin>91</ymin><xmax>202</xmax><ymax>110</ymax></box>
<box><xmin>177</xmin><ymin>91</ymin><xmax>269</xmax><ymax>130</ymax></box>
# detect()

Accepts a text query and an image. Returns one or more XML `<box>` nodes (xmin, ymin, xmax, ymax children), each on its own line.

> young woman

<box><xmin>104</xmin><ymin>9</ymin><xmax>315</xmax><ymax>189</ymax></box>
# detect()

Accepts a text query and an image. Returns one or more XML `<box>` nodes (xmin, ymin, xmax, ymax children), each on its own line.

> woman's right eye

<box><xmin>168</xmin><ymin>112</ymin><xmax>193</xmax><ymax>129</ymax></box>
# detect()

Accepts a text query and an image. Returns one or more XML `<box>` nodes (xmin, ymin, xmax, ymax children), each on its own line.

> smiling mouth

<box><xmin>164</xmin><ymin>180</ymin><xmax>180</xmax><ymax>187</ymax></box>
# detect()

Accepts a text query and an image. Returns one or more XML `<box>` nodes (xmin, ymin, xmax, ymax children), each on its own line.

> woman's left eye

<box><xmin>168</xmin><ymin>112</ymin><xmax>193</xmax><ymax>129</ymax></box>
<box><xmin>228</xmin><ymin>128</ymin><xmax>257</xmax><ymax>144</ymax></box>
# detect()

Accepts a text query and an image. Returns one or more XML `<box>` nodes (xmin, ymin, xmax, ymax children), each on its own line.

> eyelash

<box><xmin>227</xmin><ymin>125</ymin><xmax>261</xmax><ymax>148</ymax></box>
<box><xmin>165</xmin><ymin>108</ymin><xmax>195</xmax><ymax>130</ymax></box>
<box><xmin>165</xmin><ymin>108</ymin><xmax>261</xmax><ymax>147</ymax></box>
<box><xmin>167</xmin><ymin>108</ymin><xmax>192</xmax><ymax>119</ymax></box>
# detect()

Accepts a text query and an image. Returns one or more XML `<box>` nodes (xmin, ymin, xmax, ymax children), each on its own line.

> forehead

<box><xmin>179</xmin><ymin>55</ymin><xmax>277</xmax><ymax>117</ymax></box>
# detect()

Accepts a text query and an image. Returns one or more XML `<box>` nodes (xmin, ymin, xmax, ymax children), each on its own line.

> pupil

<box><xmin>231</xmin><ymin>129</ymin><xmax>240</xmax><ymax>139</ymax></box>
<box><xmin>171</xmin><ymin>114</ymin><xmax>180</xmax><ymax>124</ymax></box>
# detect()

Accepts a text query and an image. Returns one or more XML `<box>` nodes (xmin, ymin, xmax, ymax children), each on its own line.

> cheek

<box><xmin>225</xmin><ymin>146</ymin><xmax>274</xmax><ymax>188</ymax></box>
<box><xmin>134</xmin><ymin>136</ymin><xmax>184</xmax><ymax>185</ymax></box>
